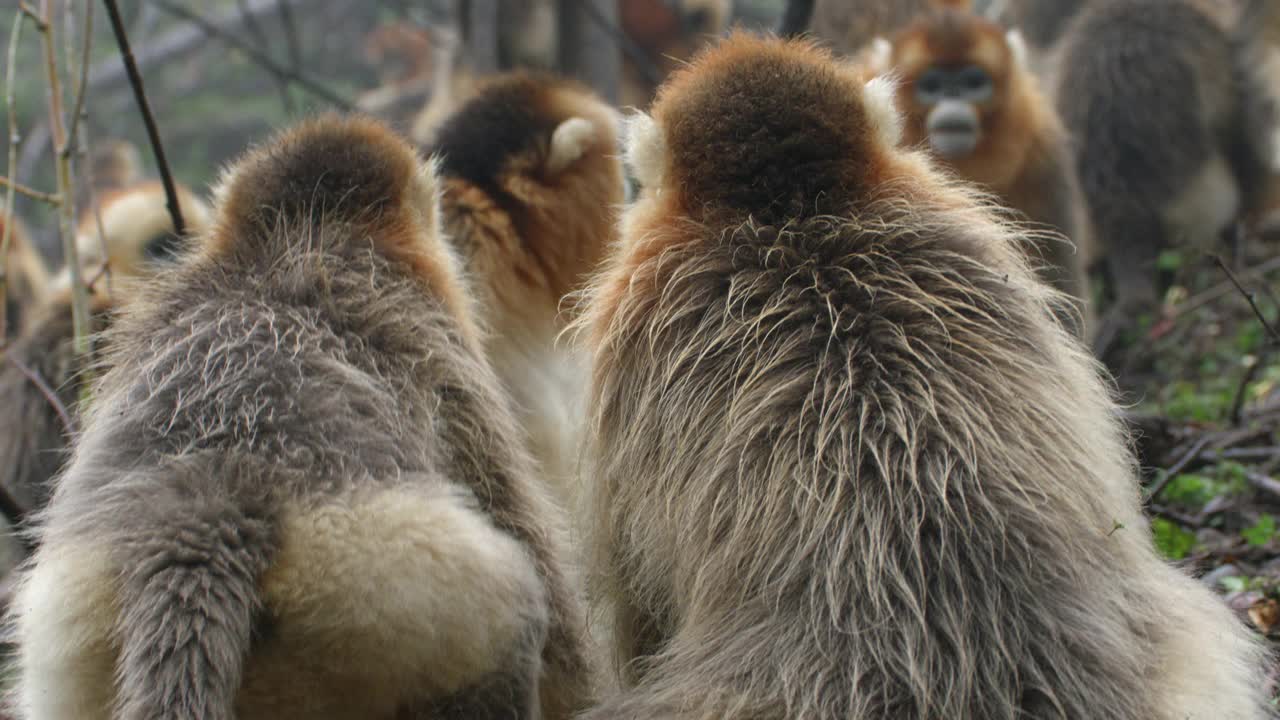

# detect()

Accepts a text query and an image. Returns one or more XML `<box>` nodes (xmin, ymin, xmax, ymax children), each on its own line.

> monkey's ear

<box><xmin>546</xmin><ymin>117</ymin><xmax>598</xmax><ymax>174</ymax></box>
<box><xmin>865</xmin><ymin>36</ymin><xmax>893</xmax><ymax>75</ymax></box>
<box><xmin>412</xmin><ymin>155</ymin><xmax>445</xmax><ymax>244</ymax></box>
<box><xmin>623</xmin><ymin>111</ymin><xmax>666</xmax><ymax>190</ymax></box>
<box><xmin>1005</xmin><ymin>29</ymin><xmax>1029</xmax><ymax>71</ymax></box>
<box><xmin>863</xmin><ymin>75</ymin><xmax>904</xmax><ymax>148</ymax></box>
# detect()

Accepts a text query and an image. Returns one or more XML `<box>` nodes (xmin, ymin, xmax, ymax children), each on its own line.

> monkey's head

<box><xmin>211</xmin><ymin>114</ymin><xmax>470</xmax><ymax>325</ymax></box>
<box><xmin>429</xmin><ymin>72</ymin><xmax>623</xmax><ymax>302</ymax></box>
<box><xmin>625</xmin><ymin>32</ymin><xmax>903</xmax><ymax>226</ymax></box>
<box><xmin>879</xmin><ymin>6</ymin><xmax>1029</xmax><ymax>160</ymax></box>
<box><xmin>70</xmin><ymin>181</ymin><xmax>212</xmax><ymax>286</ymax></box>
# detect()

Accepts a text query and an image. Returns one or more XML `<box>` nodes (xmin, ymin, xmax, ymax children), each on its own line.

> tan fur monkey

<box><xmin>576</xmin><ymin>32</ymin><xmax>1268</xmax><ymax>719</ymax></box>
<box><xmin>427</xmin><ymin>72</ymin><xmax>623</xmax><ymax>505</ymax></box>
<box><xmin>11</xmin><ymin>116</ymin><xmax>592</xmax><ymax>720</ymax></box>
<box><xmin>876</xmin><ymin>1</ymin><xmax>1092</xmax><ymax>334</ymax></box>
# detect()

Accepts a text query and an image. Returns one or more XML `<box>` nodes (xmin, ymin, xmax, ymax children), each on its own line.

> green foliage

<box><xmin>1156</xmin><ymin>249</ymin><xmax>1185</xmax><ymax>273</ymax></box>
<box><xmin>1151</xmin><ymin>517</ymin><xmax>1197</xmax><ymax>560</ymax></box>
<box><xmin>1153</xmin><ymin>462</ymin><xmax>1249</xmax><ymax>508</ymax></box>
<box><xmin>1219</xmin><ymin>575</ymin><xmax>1250</xmax><ymax>593</ymax></box>
<box><xmin>1243</xmin><ymin>514</ymin><xmax>1279</xmax><ymax>547</ymax></box>
<box><xmin>1160</xmin><ymin>380</ymin><xmax>1235</xmax><ymax>423</ymax></box>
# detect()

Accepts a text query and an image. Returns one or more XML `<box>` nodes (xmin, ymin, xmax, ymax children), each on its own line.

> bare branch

<box><xmin>1211</xmin><ymin>253</ymin><xmax>1280</xmax><ymax>345</ymax></box>
<box><xmin>568</xmin><ymin>0</ymin><xmax>663</xmax><ymax>88</ymax></box>
<box><xmin>148</xmin><ymin>0</ymin><xmax>354</xmax><ymax>110</ymax></box>
<box><xmin>2</xmin><ymin>8</ymin><xmax>28</xmax><ymax>346</ymax></box>
<box><xmin>103</xmin><ymin>0</ymin><xmax>186</xmax><ymax>238</ymax></box>
<box><xmin>63</xmin><ymin>0</ymin><xmax>95</xmax><ymax>157</ymax></box>
<box><xmin>0</xmin><ymin>176</ymin><xmax>59</xmax><ymax>205</ymax></box>
<box><xmin>36</xmin><ymin>0</ymin><xmax>90</xmax><ymax>363</ymax></box>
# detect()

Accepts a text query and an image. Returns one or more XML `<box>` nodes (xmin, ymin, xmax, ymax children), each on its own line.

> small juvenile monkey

<box><xmin>577</xmin><ymin>32</ymin><xmax>1267</xmax><ymax>718</ymax></box>
<box><xmin>1</xmin><ymin>213</ymin><xmax>50</xmax><ymax>340</ymax></box>
<box><xmin>427</xmin><ymin>72</ymin><xmax>623</xmax><ymax>505</ymax></box>
<box><xmin>1054</xmin><ymin>0</ymin><xmax>1273</xmax><ymax>311</ymax></box>
<box><xmin>11</xmin><ymin>115</ymin><xmax>593</xmax><ymax>719</ymax></box>
<box><xmin>878</xmin><ymin>1</ymin><xmax>1092</xmax><ymax>333</ymax></box>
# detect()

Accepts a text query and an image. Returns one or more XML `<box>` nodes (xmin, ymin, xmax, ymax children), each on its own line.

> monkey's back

<box><xmin>589</xmin><ymin>205</ymin><xmax>1264</xmax><ymax>718</ymax></box>
<box><xmin>22</xmin><ymin>234</ymin><xmax>553</xmax><ymax>719</ymax></box>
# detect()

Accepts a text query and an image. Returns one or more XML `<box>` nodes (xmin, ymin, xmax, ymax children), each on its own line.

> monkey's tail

<box><xmin>111</xmin><ymin>471</ymin><xmax>276</xmax><ymax>720</ymax></box>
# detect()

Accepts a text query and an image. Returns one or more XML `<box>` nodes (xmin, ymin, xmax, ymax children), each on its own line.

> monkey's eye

<box><xmin>144</xmin><ymin>232</ymin><xmax>186</xmax><ymax>262</ymax></box>
<box><xmin>958</xmin><ymin>66</ymin><xmax>993</xmax><ymax>101</ymax></box>
<box><xmin>915</xmin><ymin>69</ymin><xmax>946</xmax><ymax>103</ymax></box>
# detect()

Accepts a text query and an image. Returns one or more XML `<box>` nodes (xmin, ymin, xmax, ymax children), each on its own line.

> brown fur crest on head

<box><xmin>629</xmin><ymin>31</ymin><xmax>902</xmax><ymax>225</ymax></box>
<box><xmin>211</xmin><ymin>114</ymin><xmax>470</xmax><ymax>323</ymax></box>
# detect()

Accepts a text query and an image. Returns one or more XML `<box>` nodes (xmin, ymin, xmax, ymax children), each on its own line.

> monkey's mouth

<box><xmin>928</xmin><ymin>126</ymin><xmax>980</xmax><ymax>158</ymax></box>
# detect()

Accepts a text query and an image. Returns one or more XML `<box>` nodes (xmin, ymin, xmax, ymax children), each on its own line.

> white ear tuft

<box><xmin>1005</xmin><ymin>29</ymin><xmax>1029</xmax><ymax>71</ymax></box>
<box><xmin>866</xmin><ymin>37</ymin><xmax>894</xmax><ymax>75</ymax></box>
<box><xmin>863</xmin><ymin>75</ymin><xmax>903</xmax><ymax>148</ymax></box>
<box><xmin>413</xmin><ymin>155</ymin><xmax>446</xmax><ymax>249</ymax></box>
<box><xmin>547</xmin><ymin>117</ymin><xmax>597</xmax><ymax>174</ymax></box>
<box><xmin>623</xmin><ymin>111</ymin><xmax>666</xmax><ymax>190</ymax></box>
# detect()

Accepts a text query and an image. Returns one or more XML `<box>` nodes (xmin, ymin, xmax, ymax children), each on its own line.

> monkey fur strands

<box><xmin>9</xmin><ymin>115</ymin><xmax>593</xmax><ymax>720</ymax></box>
<box><xmin>576</xmin><ymin>32</ymin><xmax>1268</xmax><ymax>719</ymax></box>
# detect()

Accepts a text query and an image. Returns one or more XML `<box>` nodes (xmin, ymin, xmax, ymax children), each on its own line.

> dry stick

<box><xmin>103</xmin><ymin>0</ymin><xmax>185</xmax><ymax>238</ymax></box>
<box><xmin>1211</xmin><ymin>254</ymin><xmax>1280</xmax><ymax>424</ymax></box>
<box><xmin>1</xmin><ymin>10</ymin><xmax>28</xmax><ymax>347</ymax></box>
<box><xmin>1211</xmin><ymin>254</ymin><xmax>1280</xmax><ymax>343</ymax></box>
<box><xmin>1146</xmin><ymin>434</ymin><xmax>1214</xmax><ymax>502</ymax></box>
<box><xmin>148</xmin><ymin>0</ymin><xmax>353</xmax><ymax>110</ymax></box>
<box><xmin>234</xmin><ymin>0</ymin><xmax>294</xmax><ymax>113</ymax></box>
<box><xmin>568</xmin><ymin>0</ymin><xmax>664</xmax><ymax>88</ymax></box>
<box><xmin>1231</xmin><ymin>348</ymin><xmax>1272</xmax><ymax>426</ymax></box>
<box><xmin>36</xmin><ymin>0</ymin><xmax>91</xmax><ymax>363</ymax></box>
<box><xmin>0</xmin><ymin>176</ymin><xmax>59</xmax><ymax>204</ymax></box>
<box><xmin>62</xmin><ymin>0</ymin><xmax>94</xmax><ymax>160</ymax></box>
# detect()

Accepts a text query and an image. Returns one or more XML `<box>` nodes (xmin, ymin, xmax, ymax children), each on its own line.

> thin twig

<box><xmin>0</xmin><ymin>176</ymin><xmax>59</xmax><ymax>204</ymax></box>
<box><xmin>1147</xmin><ymin>434</ymin><xmax>1214</xmax><ymax>502</ymax></box>
<box><xmin>62</xmin><ymin>0</ymin><xmax>94</xmax><ymax>157</ymax></box>
<box><xmin>234</xmin><ymin>0</ymin><xmax>294</xmax><ymax>113</ymax></box>
<box><xmin>1246</xmin><ymin>471</ymin><xmax>1280</xmax><ymax>501</ymax></box>
<box><xmin>37</xmin><ymin>0</ymin><xmax>90</xmax><ymax>365</ymax></box>
<box><xmin>148</xmin><ymin>0</ymin><xmax>353</xmax><ymax>110</ymax></box>
<box><xmin>777</xmin><ymin>0</ymin><xmax>816</xmax><ymax>38</ymax></box>
<box><xmin>569</xmin><ymin>0</ymin><xmax>663</xmax><ymax>88</ymax></box>
<box><xmin>103</xmin><ymin>0</ymin><xmax>185</xmax><ymax>238</ymax></box>
<box><xmin>1231</xmin><ymin>349</ymin><xmax>1271</xmax><ymax>426</ymax></box>
<box><xmin>1</xmin><ymin>9</ymin><xmax>27</xmax><ymax>346</ymax></box>
<box><xmin>7</xmin><ymin>354</ymin><xmax>75</xmax><ymax>435</ymax></box>
<box><xmin>1178</xmin><ymin>255</ymin><xmax>1280</xmax><ymax>315</ymax></box>
<box><xmin>1211</xmin><ymin>253</ymin><xmax>1280</xmax><ymax>344</ymax></box>
<box><xmin>0</xmin><ymin>9</ymin><xmax>30</xmax><ymax>342</ymax></box>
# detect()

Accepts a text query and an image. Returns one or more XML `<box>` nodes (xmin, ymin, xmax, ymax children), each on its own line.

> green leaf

<box><xmin>1243</xmin><ymin>515</ymin><xmax>1278</xmax><ymax>547</ymax></box>
<box><xmin>1219</xmin><ymin>576</ymin><xmax>1249</xmax><ymax>593</ymax></box>
<box><xmin>1151</xmin><ymin>518</ymin><xmax>1197</xmax><ymax>560</ymax></box>
<box><xmin>1156</xmin><ymin>249</ymin><xmax>1185</xmax><ymax>272</ymax></box>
